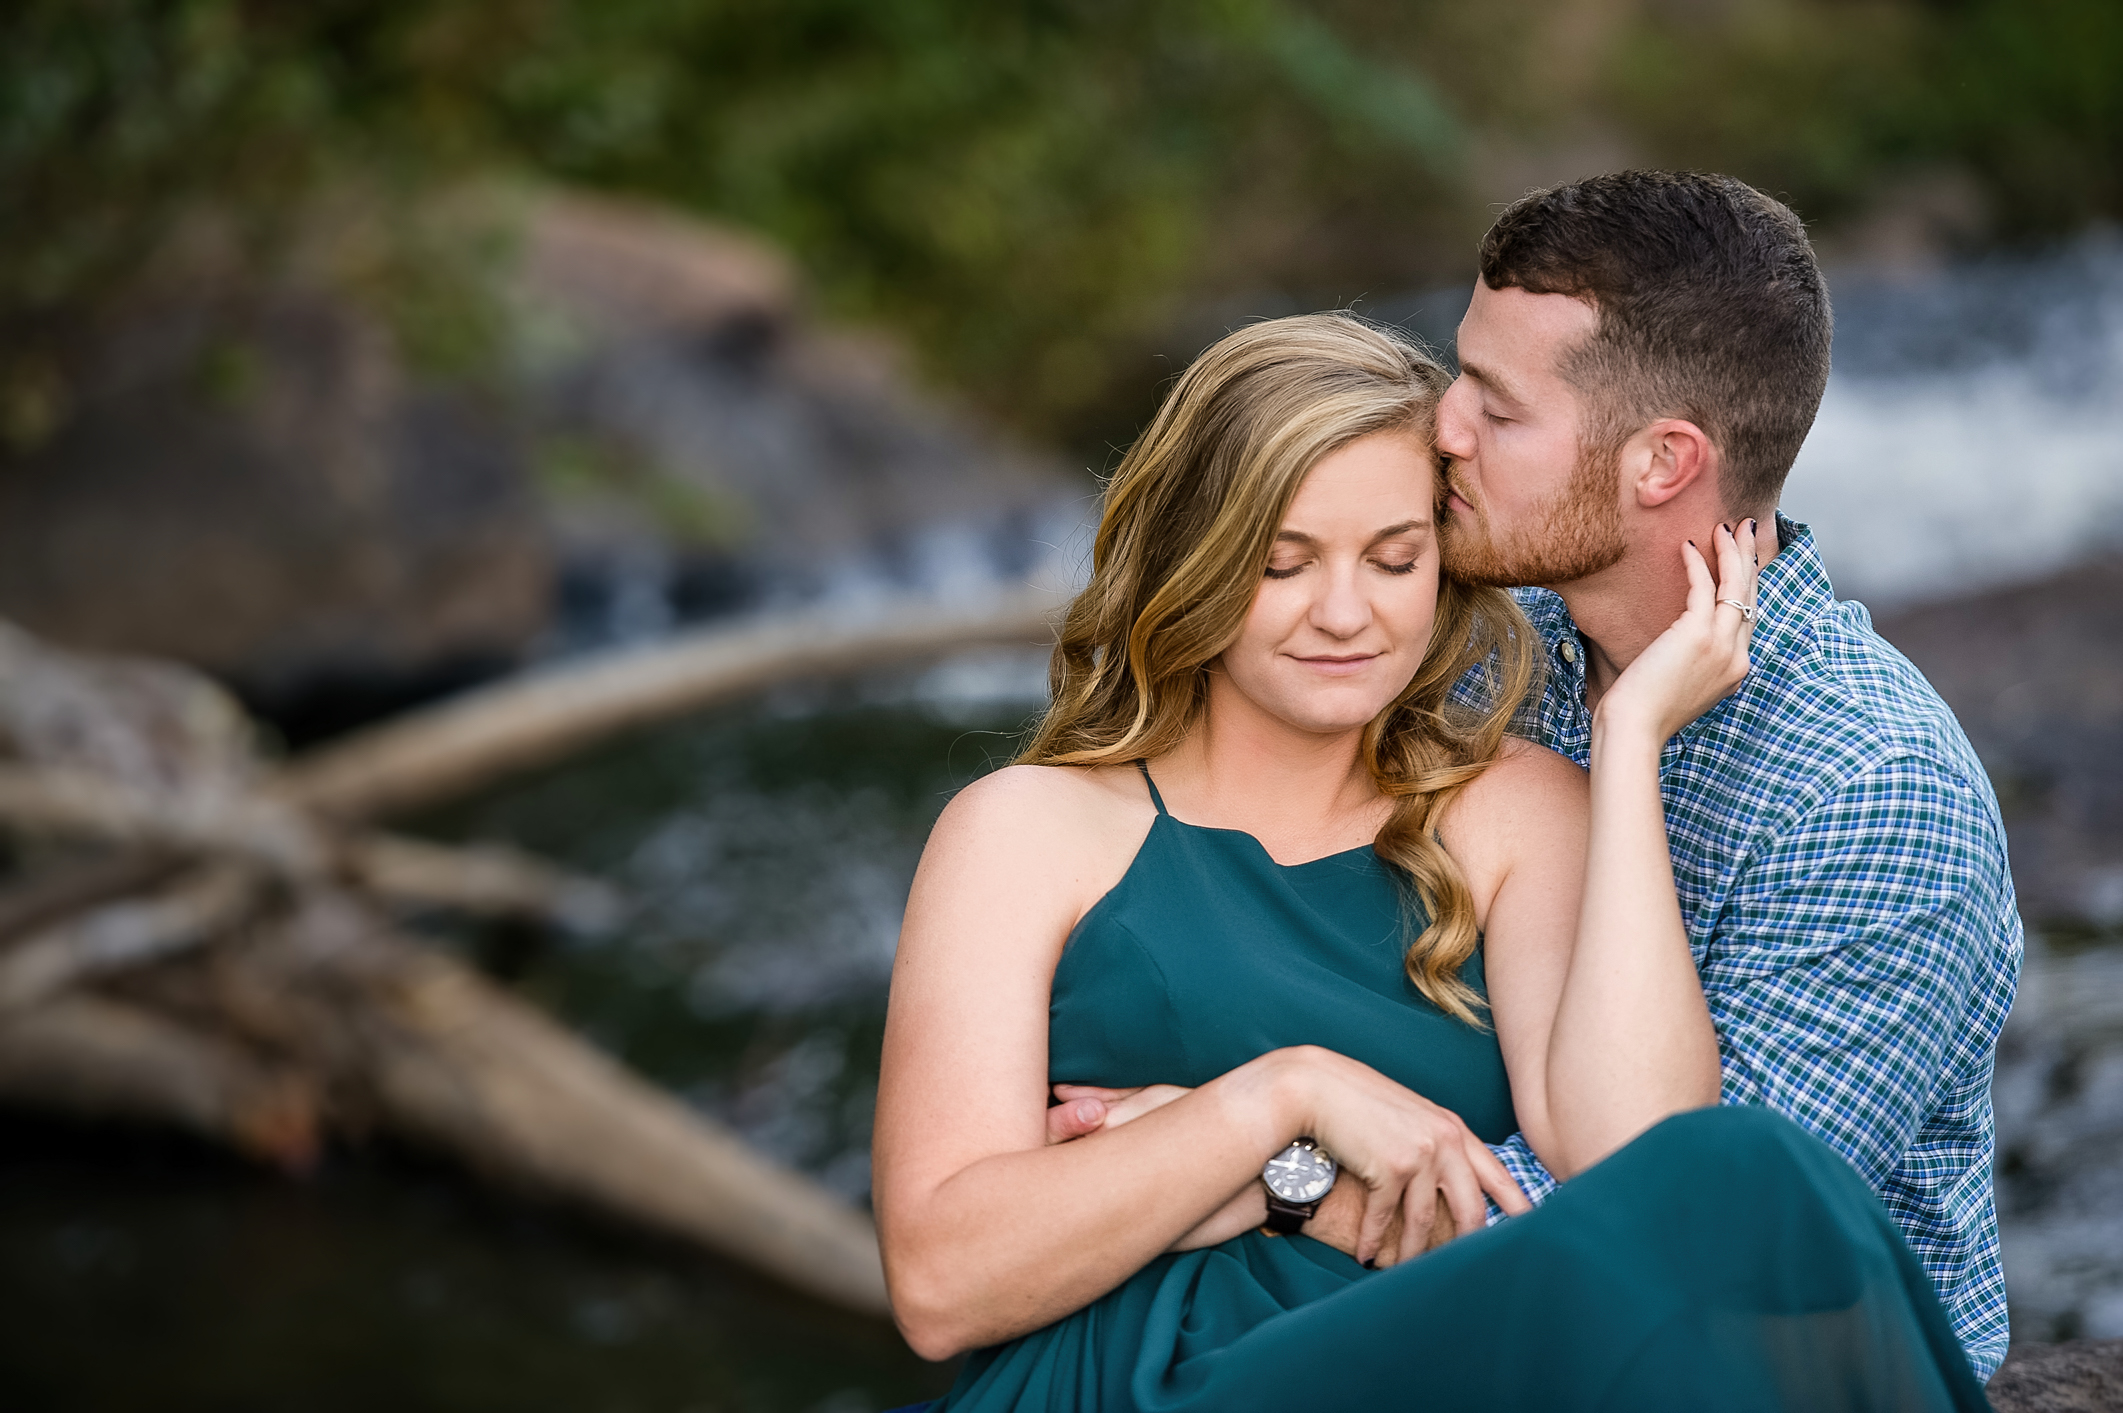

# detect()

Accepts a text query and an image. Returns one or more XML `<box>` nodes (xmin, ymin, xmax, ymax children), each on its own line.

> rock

<box><xmin>1988</xmin><ymin>1340</ymin><xmax>2123</xmax><ymax>1412</ymax></box>
<box><xmin>518</xmin><ymin>193</ymin><xmax>1073</xmax><ymax>626</ymax></box>
<box><xmin>1986</xmin><ymin>937</ymin><xmax>2123</xmax><ymax>1342</ymax></box>
<box><xmin>1876</xmin><ymin>566</ymin><xmax>2123</xmax><ymax>1345</ymax></box>
<box><xmin>0</xmin><ymin>287</ymin><xmax>552</xmax><ymax>743</ymax></box>
<box><xmin>1874</xmin><ymin>558</ymin><xmax>2123</xmax><ymax>929</ymax></box>
<box><xmin>0</xmin><ymin>191</ymin><xmax>1073</xmax><ymax>738</ymax></box>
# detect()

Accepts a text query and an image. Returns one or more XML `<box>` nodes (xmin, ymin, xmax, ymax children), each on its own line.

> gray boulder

<box><xmin>1988</xmin><ymin>1340</ymin><xmax>2123</xmax><ymax>1412</ymax></box>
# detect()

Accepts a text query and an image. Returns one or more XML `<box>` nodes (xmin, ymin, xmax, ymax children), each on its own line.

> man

<box><xmin>1433</xmin><ymin>170</ymin><xmax>2018</xmax><ymax>1379</ymax></box>
<box><xmin>1053</xmin><ymin>171</ymin><xmax>2021</xmax><ymax>1379</ymax></box>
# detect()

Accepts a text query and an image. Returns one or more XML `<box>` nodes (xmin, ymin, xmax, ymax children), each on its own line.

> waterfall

<box><xmin>1788</xmin><ymin>233</ymin><xmax>2123</xmax><ymax>609</ymax></box>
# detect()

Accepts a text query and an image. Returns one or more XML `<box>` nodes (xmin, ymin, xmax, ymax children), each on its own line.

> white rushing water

<box><xmin>1786</xmin><ymin>234</ymin><xmax>2123</xmax><ymax>609</ymax></box>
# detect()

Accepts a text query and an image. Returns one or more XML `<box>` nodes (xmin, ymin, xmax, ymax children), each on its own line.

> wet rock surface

<box><xmin>519</xmin><ymin>195</ymin><xmax>1072</xmax><ymax>638</ymax></box>
<box><xmin>1876</xmin><ymin>558</ymin><xmax>2123</xmax><ymax>931</ymax></box>
<box><xmin>0</xmin><ymin>290</ymin><xmax>550</xmax><ymax>742</ymax></box>
<box><xmin>1987</xmin><ymin>938</ymin><xmax>2123</xmax><ymax>1344</ymax></box>
<box><xmin>0</xmin><ymin>193</ymin><xmax>1074</xmax><ymax>744</ymax></box>
<box><xmin>1877</xmin><ymin>565</ymin><xmax>2123</xmax><ymax>1347</ymax></box>
<box><xmin>1987</xmin><ymin>1339</ymin><xmax>2123</xmax><ymax>1412</ymax></box>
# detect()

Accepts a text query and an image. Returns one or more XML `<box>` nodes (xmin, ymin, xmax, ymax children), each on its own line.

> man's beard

<box><xmin>1441</xmin><ymin>439</ymin><xmax>1626</xmax><ymax>589</ymax></box>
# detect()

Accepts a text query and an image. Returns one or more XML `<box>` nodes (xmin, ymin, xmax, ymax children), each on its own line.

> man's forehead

<box><xmin>1456</xmin><ymin>281</ymin><xmax>1598</xmax><ymax>386</ymax></box>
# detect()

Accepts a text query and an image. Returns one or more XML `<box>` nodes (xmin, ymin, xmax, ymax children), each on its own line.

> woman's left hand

<box><xmin>1598</xmin><ymin>519</ymin><xmax>1761</xmax><ymax>744</ymax></box>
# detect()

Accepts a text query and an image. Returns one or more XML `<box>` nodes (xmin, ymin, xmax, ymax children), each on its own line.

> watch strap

<box><xmin>1261</xmin><ymin>1191</ymin><xmax>1320</xmax><ymax>1235</ymax></box>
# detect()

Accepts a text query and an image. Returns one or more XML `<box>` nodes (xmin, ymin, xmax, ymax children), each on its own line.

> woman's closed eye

<box><xmin>1264</xmin><ymin>554</ymin><xmax>1419</xmax><ymax>579</ymax></box>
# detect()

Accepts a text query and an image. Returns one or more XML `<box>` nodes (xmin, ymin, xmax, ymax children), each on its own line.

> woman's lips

<box><xmin>1293</xmin><ymin>653</ymin><xmax>1379</xmax><ymax>676</ymax></box>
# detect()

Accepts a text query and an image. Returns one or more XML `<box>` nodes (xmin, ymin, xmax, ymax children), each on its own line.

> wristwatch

<box><xmin>1260</xmin><ymin>1137</ymin><xmax>1337</xmax><ymax>1235</ymax></box>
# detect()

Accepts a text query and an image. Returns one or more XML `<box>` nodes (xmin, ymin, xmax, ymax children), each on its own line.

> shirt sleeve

<box><xmin>1484</xmin><ymin>1133</ymin><xmax>1557</xmax><ymax>1224</ymax></box>
<box><xmin>1487</xmin><ymin>755</ymin><xmax>2014</xmax><ymax>1227</ymax></box>
<box><xmin>1701</xmin><ymin>754</ymin><xmax>2016</xmax><ymax>1187</ymax></box>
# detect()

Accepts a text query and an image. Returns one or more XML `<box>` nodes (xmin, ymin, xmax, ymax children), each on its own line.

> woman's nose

<box><xmin>1310</xmin><ymin>566</ymin><xmax>1372</xmax><ymax>638</ymax></box>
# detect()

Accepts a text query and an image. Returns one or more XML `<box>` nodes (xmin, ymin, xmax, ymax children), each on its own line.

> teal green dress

<box><xmin>937</xmin><ymin>768</ymin><xmax>1992</xmax><ymax>1412</ymax></box>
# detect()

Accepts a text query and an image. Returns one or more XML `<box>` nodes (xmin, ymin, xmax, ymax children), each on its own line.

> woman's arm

<box><xmin>1541</xmin><ymin>525</ymin><xmax>1759</xmax><ymax>1169</ymax></box>
<box><xmin>1462</xmin><ymin>524</ymin><xmax>1756</xmax><ymax>1180</ymax></box>
<box><xmin>875</xmin><ymin>767</ymin><xmax>1522</xmax><ymax>1358</ymax></box>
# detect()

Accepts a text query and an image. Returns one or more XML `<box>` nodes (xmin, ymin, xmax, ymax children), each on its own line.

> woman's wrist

<box><xmin>1221</xmin><ymin>1046</ymin><xmax>1319</xmax><ymax>1155</ymax></box>
<box><xmin>1588</xmin><ymin>700</ymin><xmax>1672</xmax><ymax>767</ymax></box>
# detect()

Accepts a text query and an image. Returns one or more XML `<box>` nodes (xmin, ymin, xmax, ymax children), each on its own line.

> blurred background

<box><xmin>1</xmin><ymin>1</ymin><xmax>2120</xmax><ymax>1408</ymax></box>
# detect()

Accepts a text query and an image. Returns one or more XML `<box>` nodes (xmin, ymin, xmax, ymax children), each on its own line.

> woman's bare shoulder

<box><xmin>907</xmin><ymin>762</ymin><xmax>1159</xmax><ymax>943</ymax></box>
<box><xmin>1482</xmin><ymin>737</ymin><xmax>1587</xmax><ymax>797</ymax></box>
<box><xmin>1439</xmin><ymin>738</ymin><xmax>1589</xmax><ymax>891</ymax></box>
<box><xmin>927</xmin><ymin>762</ymin><xmax>1155</xmax><ymax>866</ymax></box>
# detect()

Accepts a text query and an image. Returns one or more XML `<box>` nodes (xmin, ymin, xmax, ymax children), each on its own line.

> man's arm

<box><xmin>1471</xmin><ymin>755</ymin><xmax>2016</xmax><ymax>1225</ymax></box>
<box><xmin>1700</xmin><ymin>755</ymin><xmax>2018</xmax><ymax>1185</ymax></box>
<box><xmin>1483</xmin><ymin>1133</ymin><xmax>1557</xmax><ymax>1221</ymax></box>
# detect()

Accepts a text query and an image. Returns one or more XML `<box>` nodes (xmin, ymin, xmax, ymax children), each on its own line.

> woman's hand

<box><xmin>1276</xmin><ymin>1047</ymin><xmax>1525</xmax><ymax>1268</ymax></box>
<box><xmin>1047</xmin><ymin>1083</ymin><xmax>1188</xmax><ymax>1141</ymax></box>
<box><xmin>1051</xmin><ymin>1072</ymin><xmax>1522</xmax><ymax>1267</ymax></box>
<box><xmin>1515</xmin><ymin>523</ymin><xmax>1739</xmax><ymax>1181</ymax></box>
<box><xmin>1597</xmin><ymin>520</ymin><xmax>1760</xmax><ymax>746</ymax></box>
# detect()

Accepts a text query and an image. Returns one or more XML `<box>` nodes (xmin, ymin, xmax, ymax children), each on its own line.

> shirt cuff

<box><xmin>1485</xmin><ymin>1134</ymin><xmax>1558</xmax><ymax>1225</ymax></box>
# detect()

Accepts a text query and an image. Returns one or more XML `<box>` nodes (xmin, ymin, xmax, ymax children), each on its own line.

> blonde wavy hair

<box><xmin>1019</xmin><ymin>313</ymin><xmax>1540</xmax><ymax>1024</ymax></box>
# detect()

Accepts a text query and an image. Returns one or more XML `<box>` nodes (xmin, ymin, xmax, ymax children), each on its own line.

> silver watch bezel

<box><xmin>1262</xmin><ymin>1137</ymin><xmax>1337</xmax><ymax>1205</ymax></box>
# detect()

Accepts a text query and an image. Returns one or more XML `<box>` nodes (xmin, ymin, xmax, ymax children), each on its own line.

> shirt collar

<box><xmin>1529</xmin><ymin>513</ymin><xmax>1834</xmax><ymax>740</ymax></box>
<box><xmin>1747</xmin><ymin>513</ymin><xmax>1834</xmax><ymax>666</ymax></box>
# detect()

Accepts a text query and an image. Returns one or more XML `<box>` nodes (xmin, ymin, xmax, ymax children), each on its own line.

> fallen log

<box><xmin>0</xmin><ymin>993</ymin><xmax>320</xmax><ymax>1169</ymax></box>
<box><xmin>0</xmin><ymin>763</ymin><xmax>327</xmax><ymax>877</ymax></box>
<box><xmin>322</xmin><ymin>929</ymin><xmax>892</xmax><ymax>1315</ymax></box>
<box><xmin>0</xmin><ymin>850</ymin><xmax>186</xmax><ymax>945</ymax></box>
<box><xmin>0</xmin><ymin>613</ymin><xmax>896</xmax><ymax>1317</ymax></box>
<box><xmin>0</xmin><ymin>764</ymin><xmax>616</xmax><ymax>929</ymax></box>
<box><xmin>343</xmin><ymin>834</ymin><xmax>620</xmax><ymax>932</ymax></box>
<box><xmin>279</xmin><ymin>587</ymin><xmax>1063</xmax><ymax>822</ymax></box>
<box><xmin>92</xmin><ymin>897</ymin><xmax>890</xmax><ymax>1314</ymax></box>
<box><xmin>0</xmin><ymin>864</ymin><xmax>262</xmax><ymax>1013</ymax></box>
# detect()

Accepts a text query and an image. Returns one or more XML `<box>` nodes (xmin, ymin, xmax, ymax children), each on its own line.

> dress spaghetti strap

<box><xmin>1134</xmin><ymin>760</ymin><xmax>1169</xmax><ymax>816</ymax></box>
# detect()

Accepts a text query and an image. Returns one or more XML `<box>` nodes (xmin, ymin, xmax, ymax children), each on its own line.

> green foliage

<box><xmin>457</xmin><ymin>0</ymin><xmax>1473</xmax><ymax>435</ymax></box>
<box><xmin>0</xmin><ymin>0</ymin><xmax>1471</xmax><ymax>446</ymax></box>
<box><xmin>1597</xmin><ymin>0</ymin><xmax>2123</xmax><ymax>240</ymax></box>
<box><xmin>2</xmin><ymin>0</ymin><xmax>2119</xmax><ymax>450</ymax></box>
<box><xmin>1935</xmin><ymin>0</ymin><xmax>2123</xmax><ymax>235</ymax></box>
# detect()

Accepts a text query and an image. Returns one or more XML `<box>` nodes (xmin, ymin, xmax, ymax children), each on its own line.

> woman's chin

<box><xmin>1269</xmin><ymin>694</ymin><xmax>1399</xmax><ymax>738</ymax></box>
<box><xmin>1216</xmin><ymin>665</ymin><xmax>1411</xmax><ymax>739</ymax></box>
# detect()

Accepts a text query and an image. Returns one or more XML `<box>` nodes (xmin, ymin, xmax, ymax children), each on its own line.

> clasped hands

<box><xmin>1044</xmin><ymin>1080</ymin><xmax>1527</xmax><ymax>1268</ymax></box>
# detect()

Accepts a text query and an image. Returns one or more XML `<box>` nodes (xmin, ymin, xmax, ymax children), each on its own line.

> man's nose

<box><xmin>1436</xmin><ymin>377</ymin><xmax>1477</xmax><ymax>462</ymax></box>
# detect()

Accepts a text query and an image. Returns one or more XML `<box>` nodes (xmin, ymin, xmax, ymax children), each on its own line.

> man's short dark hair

<box><xmin>1478</xmin><ymin>170</ymin><xmax>1831</xmax><ymax>513</ymax></box>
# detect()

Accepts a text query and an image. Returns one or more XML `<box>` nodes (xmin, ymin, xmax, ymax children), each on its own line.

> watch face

<box><xmin>1263</xmin><ymin>1141</ymin><xmax>1336</xmax><ymax>1203</ymax></box>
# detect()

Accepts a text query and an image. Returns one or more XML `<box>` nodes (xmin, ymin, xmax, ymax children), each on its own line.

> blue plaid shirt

<box><xmin>1473</xmin><ymin>517</ymin><xmax>2021</xmax><ymax>1379</ymax></box>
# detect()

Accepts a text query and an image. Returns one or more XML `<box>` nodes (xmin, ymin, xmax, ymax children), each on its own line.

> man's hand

<box><xmin>1303</xmin><ymin>1182</ymin><xmax>1458</xmax><ymax>1266</ymax></box>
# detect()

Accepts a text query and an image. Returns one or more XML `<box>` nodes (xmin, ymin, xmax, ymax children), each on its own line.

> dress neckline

<box><xmin>1152</xmin><ymin>812</ymin><xmax>1379</xmax><ymax>871</ymax></box>
<box><xmin>1135</xmin><ymin>760</ymin><xmax>1379</xmax><ymax>870</ymax></box>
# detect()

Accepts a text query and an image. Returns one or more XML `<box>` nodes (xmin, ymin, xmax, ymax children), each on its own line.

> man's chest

<box><xmin>1537</xmin><ymin>695</ymin><xmax>1768</xmax><ymax>957</ymax></box>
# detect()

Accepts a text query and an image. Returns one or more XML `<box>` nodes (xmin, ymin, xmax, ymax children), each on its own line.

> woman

<box><xmin>873</xmin><ymin>315</ymin><xmax>1988</xmax><ymax>1411</ymax></box>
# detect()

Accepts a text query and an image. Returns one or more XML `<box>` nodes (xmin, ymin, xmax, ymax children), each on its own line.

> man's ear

<box><xmin>1626</xmin><ymin>418</ymin><xmax>1718</xmax><ymax>510</ymax></box>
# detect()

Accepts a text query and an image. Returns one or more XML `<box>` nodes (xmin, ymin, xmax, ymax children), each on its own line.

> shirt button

<box><xmin>1560</xmin><ymin>639</ymin><xmax>1579</xmax><ymax>665</ymax></box>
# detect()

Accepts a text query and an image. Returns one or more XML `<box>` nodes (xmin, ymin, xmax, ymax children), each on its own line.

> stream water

<box><xmin>5</xmin><ymin>239</ymin><xmax>2123</xmax><ymax>1406</ymax></box>
<box><xmin>0</xmin><ymin>667</ymin><xmax>1045</xmax><ymax>1411</ymax></box>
